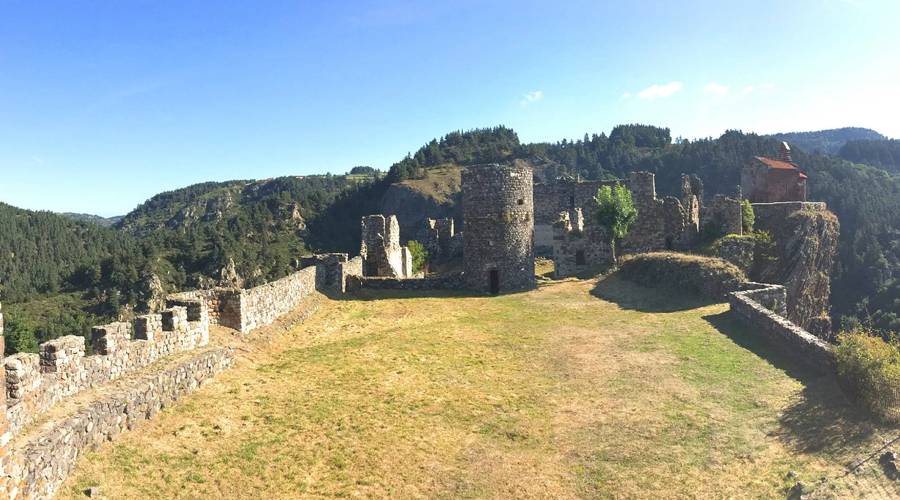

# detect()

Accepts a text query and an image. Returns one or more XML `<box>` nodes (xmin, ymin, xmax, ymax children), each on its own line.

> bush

<box><xmin>741</xmin><ymin>199</ymin><xmax>755</xmax><ymax>233</ymax></box>
<box><xmin>617</xmin><ymin>252</ymin><xmax>746</xmax><ymax>300</ymax></box>
<box><xmin>835</xmin><ymin>331</ymin><xmax>900</xmax><ymax>422</ymax></box>
<box><xmin>406</xmin><ymin>240</ymin><xmax>429</xmax><ymax>274</ymax></box>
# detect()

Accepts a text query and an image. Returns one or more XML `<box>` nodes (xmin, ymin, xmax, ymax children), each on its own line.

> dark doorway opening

<box><xmin>575</xmin><ymin>250</ymin><xmax>586</xmax><ymax>266</ymax></box>
<box><xmin>665</xmin><ymin>236</ymin><xmax>674</xmax><ymax>250</ymax></box>
<box><xmin>489</xmin><ymin>269</ymin><xmax>500</xmax><ymax>295</ymax></box>
<box><xmin>364</xmin><ymin>260</ymin><xmax>377</xmax><ymax>276</ymax></box>
<box><xmin>569</xmin><ymin>195</ymin><xmax>576</xmax><ymax>210</ymax></box>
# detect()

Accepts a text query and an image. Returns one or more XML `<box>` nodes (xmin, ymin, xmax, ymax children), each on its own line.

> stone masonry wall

<box><xmin>552</xmin><ymin>209</ymin><xmax>613</xmax><ymax>278</ymax></box>
<box><xmin>4</xmin><ymin>301</ymin><xmax>209</xmax><ymax>437</ymax></box>
<box><xmin>462</xmin><ymin>163</ymin><xmax>535</xmax><ymax>293</ymax></box>
<box><xmin>729</xmin><ymin>284</ymin><xmax>834</xmax><ymax>373</ymax></box>
<box><xmin>360</xmin><ymin>214</ymin><xmax>408</xmax><ymax>278</ymax></box>
<box><xmin>8</xmin><ymin>348</ymin><xmax>233</xmax><ymax>499</ymax></box>
<box><xmin>171</xmin><ymin>264</ymin><xmax>321</xmax><ymax>333</ymax></box>
<box><xmin>238</xmin><ymin>266</ymin><xmax>317</xmax><ymax>333</ymax></box>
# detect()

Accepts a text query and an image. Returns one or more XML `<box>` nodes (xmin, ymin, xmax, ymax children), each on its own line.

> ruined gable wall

<box><xmin>552</xmin><ymin>209</ymin><xmax>613</xmax><ymax>278</ymax></box>
<box><xmin>361</xmin><ymin>215</ymin><xmax>406</xmax><ymax>277</ymax></box>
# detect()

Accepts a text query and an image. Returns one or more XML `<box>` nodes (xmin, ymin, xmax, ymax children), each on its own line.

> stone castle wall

<box><xmin>361</xmin><ymin>215</ymin><xmax>411</xmax><ymax>278</ymax></box>
<box><xmin>462</xmin><ymin>164</ymin><xmax>535</xmax><ymax>293</ymax></box>
<box><xmin>171</xmin><ymin>264</ymin><xmax>322</xmax><ymax>333</ymax></box>
<box><xmin>346</xmin><ymin>273</ymin><xmax>465</xmax><ymax>292</ymax></box>
<box><xmin>8</xmin><ymin>348</ymin><xmax>233</xmax><ymax>499</ymax></box>
<box><xmin>729</xmin><ymin>283</ymin><xmax>834</xmax><ymax>373</ymax></box>
<box><xmin>4</xmin><ymin>300</ymin><xmax>210</xmax><ymax>437</ymax></box>
<box><xmin>552</xmin><ymin>209</ymin><xmax>613</xmax><ymax>278</ymax></box>
<box><xmin>533</xmin><ymin>180</ymin><xmax>617</xmax><ymax>256</ymax></box>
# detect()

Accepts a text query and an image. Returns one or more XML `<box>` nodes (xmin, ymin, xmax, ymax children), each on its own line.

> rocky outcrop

<box><xmin>752</xmin><ymin>203</ymin><xmax>839</xmax><ymax>339</ymax></box>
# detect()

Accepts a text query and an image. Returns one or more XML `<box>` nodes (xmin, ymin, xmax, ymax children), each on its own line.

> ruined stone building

<box><xmin>462</xmin><ymin>163</ymin><xmax>535</xmax><ymax>293</ymax></box>
<box><xmin>416</xmin><ymin>217</ymin><xmax>461</xmax><ymax>262</ymax></box>
<box><xmin>742</xmin><ymin>142</ymin><xmax>808</xmax><ymax>203</ymax></box>
<box><xmin>533</xmin><ymin>179</ymin><xmax>617</xmax><ymax>256</ymax></box>
<box><xmin>542</xmin><ymin>171</ymin><xmax>745</xmax><ymax>277</ymax></box>
<box><xmin>360</xmin><ymin>214</ymin><xmax>413</xmax><ymax>278</ymax></box>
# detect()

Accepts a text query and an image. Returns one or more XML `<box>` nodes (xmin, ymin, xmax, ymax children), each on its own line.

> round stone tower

<box><xmin>462</xmin><ymin>163</ymin><xmax>535</xmax><ymax>294</ymax></box>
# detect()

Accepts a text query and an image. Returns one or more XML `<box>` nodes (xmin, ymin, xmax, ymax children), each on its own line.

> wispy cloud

<box><xmin>520</xmin><ymin>90</ymin><xmax>544</xmax><ymax>106</ymax></box>
<box><xmin>703</xmin><ymin>82</ymin><xmax>729</xmax><ymax>97</ymax></box>
<box><xmin>621</xmin><ymin>92</ymin><xmax>632</xmax><ymax>100</ymax></box>
<box><xmin>637</xmin><ymin>81</ymin><xmax>683</xmax><ymax>99</ymax></box>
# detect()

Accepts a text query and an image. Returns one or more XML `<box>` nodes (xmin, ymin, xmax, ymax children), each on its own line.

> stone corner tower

<box><xmin>462</xmin><ymin>163</ymin><xmax>535</xmax><ymax>294</ymax></box>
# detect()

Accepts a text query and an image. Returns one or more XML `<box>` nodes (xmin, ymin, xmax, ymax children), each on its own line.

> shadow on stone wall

<box><xmin>590</xmin><ymin>275</ymin><xmax>717</xmax><ymax>313</ymax></box>
<box><xmin>702</xmin><ymin>310</ymin><xmax>880</xmax><ymax>457</ymax></box>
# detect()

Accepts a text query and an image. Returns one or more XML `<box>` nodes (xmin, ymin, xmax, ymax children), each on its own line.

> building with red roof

<box><xmin>741</xmin><ymin>142</ymin><xmax>808</xmax><ymax>203</ymax></box>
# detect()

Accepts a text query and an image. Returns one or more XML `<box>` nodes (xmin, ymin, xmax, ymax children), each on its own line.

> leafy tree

<box><xmin>3</xmin><ymin>316</ymin><xmax>38</xmax><ymax>354</ymax></box>
<box><xmin>406</xmin><ymin>240</ymin><xmax>429</xmax><ymax>274</ymax></box>
<box><xmin>593</xmin><ymin>185</ymin><xmax>638</xmax><ymax>262</ymax></box>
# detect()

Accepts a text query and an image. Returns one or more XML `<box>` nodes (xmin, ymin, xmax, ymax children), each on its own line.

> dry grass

<box><xmin>399</xmin><ymin>165</ymin><xmax>462</xmax><ymax>204</ymax></box>
<box><xmin>59</xmin><ymin>279</ymin><xmax>898</xmax><ymax>499</ymax></box>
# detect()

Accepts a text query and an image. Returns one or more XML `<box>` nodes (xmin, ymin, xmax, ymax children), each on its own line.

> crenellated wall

<box><xmin>4</xmin><ymin>300</ymin><xmax>209</xmax><ymax>437</ymax></box>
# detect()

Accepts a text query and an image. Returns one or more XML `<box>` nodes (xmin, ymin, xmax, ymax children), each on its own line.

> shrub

<box><xmin>406</xmin><ymin>240</ymin><xmax>429</xmax><ymax>274</ymax></box>
<box><xmin>834</xmin><ymin>331</ymin><xmax>900</xmax><ymax>422</ymax></box>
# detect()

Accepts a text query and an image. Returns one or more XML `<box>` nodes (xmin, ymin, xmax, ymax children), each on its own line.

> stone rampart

<box><xmin>4</xmin><ymin>300</ymin><xmax>209</xmax><ymax>437</ymax></box>
<box><xmin>729</xmin><ymin>284</ymin><xmax>834</xmax><ymax>373</ymax></box>
<box><xmin>170</xmin><ymin>265</ymin><xmax>320</xmax><ymax>333</ymax></box>
<box><xmin>238</xmin><ymin>266</ymin><xmax>317</xmax><ymax>332</ymax></box>
<box><xmin>8</xmin><ymin>347</ymin><xmax>233</xmax><ymax>499</ymax></box>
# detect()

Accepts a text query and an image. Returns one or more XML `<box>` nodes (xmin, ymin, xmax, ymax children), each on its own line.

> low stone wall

<box><xmin>346</xmin><ymin>273</ymin><xmax>464</xmax><ymax>292</ymax></box>
<box><xmin>729</xmin><ymin>284</ymin><xmax>834</xmax><ymax>373</ymax></box>
<box><xmin>238</xmin><ymin>266</ymin><xmax>317</xmax><ymax>332</ymax></box>
<box><xmin>169</xmin><ymin>288</ymin><xmax>241</xmax><ymax>330</ymax></box>
<box><xmin>171</xmin><ymin>265</ymin><xmax>320</xmax><ymax>333</ymax></box>
<box><xmin>8</xmin><ymin>348</ymin><xmax>233</xmax><ymax>499</ymax></box>
<box><xmin>4</xmin><ymin>301</ymin><xmax>209</xmax><ymax>437</ymax></box>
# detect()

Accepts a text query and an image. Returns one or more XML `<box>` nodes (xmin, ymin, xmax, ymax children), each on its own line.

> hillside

<box><xmin>838</xmin><ymin>138</ymin><xmax>900</xmax><ymax>174</ymax></box>
<box><xmin>3</xmin><ymin>125</ymin><xmax>899</xmax><ymax>355</ymax></box>
<box><xmin>771</xmin><ymin>127</ymin><xmax>887</xmax><ymax>155</ymax></box>
<box><xmin>60</xmin><ymin>278</ymin><xmax>898</xmax><ymax>498</ymax></box>
<box><xmin>59</xmin><ymin>213</ymin><xmax>123</xmax><ymax>227</ymax></box>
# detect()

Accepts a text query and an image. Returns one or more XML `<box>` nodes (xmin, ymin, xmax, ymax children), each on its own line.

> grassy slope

<box><xmin>60</xmin><ymin>278</ymin><xmax>897</xmax><ymax>499</ymax></box>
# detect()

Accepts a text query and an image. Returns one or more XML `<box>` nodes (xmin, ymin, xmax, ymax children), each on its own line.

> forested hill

<box><xmin>771</xmin><ymin>127</ymin><xmax>887</xmax><ymax>155</ymax></box>
<box><xmin>60</xmin><ymin>213</ymin><xmax>123</xmax><ymax>227</ymax></box>
<box><xmin>838</xmin><ymin>139</ymin><xmax>900</xmax><ymax>174</ymax></box>
<box><xmin>2</xmin><ymin>125</ymin><xmax>898</xmax><ymax>354</ymax></box>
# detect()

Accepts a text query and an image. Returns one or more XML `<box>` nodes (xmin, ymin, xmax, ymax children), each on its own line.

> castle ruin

<box><xmin>461</xmin><ymin>163</ymin><xmax>536</xmax><ymax>294</ymax></box>
<box><xmin>360</xmin><ymin>214</ymin><xmax>413</xmax><ymax>278</ymax></box>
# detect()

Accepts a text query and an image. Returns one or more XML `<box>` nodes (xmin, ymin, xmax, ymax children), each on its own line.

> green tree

<box><xmin>4</xmin><ymin>316</ymin><xmax>38</xmax><ymax>354</ymax></box>
<box><xmin>593</xmin><ymin>185</ymin><xmax>638</xmax><ymax>262</ymax></box>
<box><xmin>406</xmin><ymin>240</ymin><xmax>429</xmax><ymax>274</ymax></box>
<box><xmin>740</xmin><ymin>199</ymin><xmax>755</xmax><ymax>233</ymax></box>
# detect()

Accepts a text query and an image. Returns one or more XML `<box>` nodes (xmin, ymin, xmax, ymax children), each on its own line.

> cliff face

<box><xmin>379</xmin><ymin>166</ymin><xmax>462</xmax><ymax>241</ymax></box>
<box><xmin>752</xmin><ymin>203</ymin><xmax>840</xmax><ymax>339</ymax></box>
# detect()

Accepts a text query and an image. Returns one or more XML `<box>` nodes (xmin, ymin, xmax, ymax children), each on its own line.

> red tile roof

<box><xmin>753</xmin><ymin>156</ymin><xmax>808</xmax><ymax>179</ymax></box>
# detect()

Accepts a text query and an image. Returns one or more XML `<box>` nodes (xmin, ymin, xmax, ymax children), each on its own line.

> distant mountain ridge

<box><xmin>771</xmin><ymin>127</ymin><xmax>887</xmax><ymax>155</ymax></box>
<box><xmin>60</xmin><ymin>213</ymin><xmax>123</xmax><ymax>227</ymax></box>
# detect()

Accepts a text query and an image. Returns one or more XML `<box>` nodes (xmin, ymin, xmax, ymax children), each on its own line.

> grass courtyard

<box><xmin>61</xmin><ymin>277</ymin><xmax>898</xmax><ymax>499</ymax></box>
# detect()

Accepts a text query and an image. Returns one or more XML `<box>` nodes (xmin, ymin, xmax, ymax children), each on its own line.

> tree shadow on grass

<box><xmin>703</xmin><ymin>311</ymin><xmax>882</xmax><ymax>458</ymax></box>
<box><xmin>590</xmin><ymin>275</ymin><xmax>717</xmax><ymax>313</ymax></box>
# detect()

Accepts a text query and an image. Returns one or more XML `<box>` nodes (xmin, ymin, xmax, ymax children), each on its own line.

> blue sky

<box><xmin>1</xmin><ymin>0</ymin><xmax>898</xmax><ymax>216</ymax></box>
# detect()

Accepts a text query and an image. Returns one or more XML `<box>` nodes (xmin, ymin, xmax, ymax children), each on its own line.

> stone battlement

<box><xmin>3</xmin><ymin>300</ymin><xmax>209</xmax><ymax>437</ymax></box>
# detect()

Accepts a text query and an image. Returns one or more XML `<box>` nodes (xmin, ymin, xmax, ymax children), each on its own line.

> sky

<box><xmin>1</xmin><ymin>0</ymin><xmax>898</xmax><ymax>216</ymax></box>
